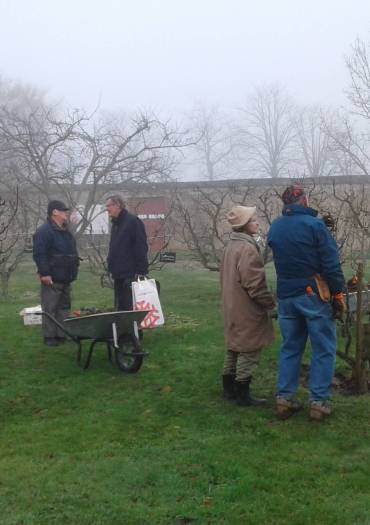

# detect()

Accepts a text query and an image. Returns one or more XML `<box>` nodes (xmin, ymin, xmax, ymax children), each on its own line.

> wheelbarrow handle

<box><xmin>35</xmin><ymin>311</ymin><xmax>79</xmax><ymax>343</ymax></box>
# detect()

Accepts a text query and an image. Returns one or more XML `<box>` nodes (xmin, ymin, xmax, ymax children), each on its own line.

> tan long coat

<box><xmin>220</xmin><ymin>232</ymin><xmax>275</xmax><ymax>352</ymax></box>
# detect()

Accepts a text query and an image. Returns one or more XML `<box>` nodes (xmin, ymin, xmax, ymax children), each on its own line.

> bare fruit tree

<box><xmin>0</xmin><ymin>77</ymin><xmax>192</xmax><ymax>294</ymax></box>
<box><xmin>0</xmin><ymin>188</ymin><xmax>21</xmax><ymax>297</ymax></box>
<box><xmin>321</xmin><ymin>37</ymin><xmax>370</xmax><ymax>393</ymax></box>
<box><xmin>330</xmin><ymin>180</ymin><xmax>370</xmax><ymax>393</ymax></box>
<box><xmin>174</xmin><ymin>181</ymin><xmax>259</xmax><ymax>270</ymax></box>
<box><xmin>0</xmin><ymin>101</ymin><xmax>187</xmax><ymax>234</ymax></box>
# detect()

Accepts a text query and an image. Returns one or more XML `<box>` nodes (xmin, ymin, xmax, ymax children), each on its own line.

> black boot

<box><xmin>235</xmin><ymin>379</ymin><xmax>267</xmax><ymax>407</ymax></box>
<box><xmin>222</xmin><ymin>374</ymin><xmax>236</xmax><ymax>400</ymax></box>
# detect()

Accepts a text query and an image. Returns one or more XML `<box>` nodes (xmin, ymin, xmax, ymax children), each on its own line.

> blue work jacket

<box><xmin>267</xmin><ymin>204</ymin><xmax>345</xmax><ymax>299</ymax></box>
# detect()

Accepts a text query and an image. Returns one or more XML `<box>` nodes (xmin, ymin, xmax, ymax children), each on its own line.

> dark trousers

<box><xmin>41</xmin><ymin>283</ymin><xmax>71</xmax><ymax>338</ymax></box>
<box><xmin>114</xmin><ymin>279</ymin><xmax>133</xmax><ymax>311</ymax></box>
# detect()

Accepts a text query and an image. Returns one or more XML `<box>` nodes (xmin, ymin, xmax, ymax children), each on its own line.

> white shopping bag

<box><xmin>132</xmin><ymin>278</ymin><xmax>164</xmax><ymax>329</ymax></box>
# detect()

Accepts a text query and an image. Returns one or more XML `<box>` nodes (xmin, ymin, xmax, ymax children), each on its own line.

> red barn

<box><xmin>127</xmin><ymin>196</ymin><xmax>169</xmax><ymax>253</ymax></box>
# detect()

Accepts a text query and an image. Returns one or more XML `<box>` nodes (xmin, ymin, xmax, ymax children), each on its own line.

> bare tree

<box><xmin>174</xmin><ymin>182</ymin><xmax>258</xmax><ymax>270</ymax></box>
<box><xmin>294</xmin><ymin>107</ymin><xmax>331</xmax><ymax>178</ymax></box>
<box><xmin>318</xmin><ymin>38</ymin><xmax>370</xmax><ymax>392</ymax></box>
<box><xmin>0</xmin><ymin>188</ymin><xmax>21</xmax><ymax>297</ymax></box>
<box><xmin>238</xmin><ymin>85</ymin><xmax>296</xmax><ymax>178</ymax></box>
<box><xmin>255</xmin><ymin>185</ymin><xmax>284</xmax><ymax>262</ymax></box>
<box><xmin>0</xmin><ymin>84</ymin><xmax>191</xmax><ymax>238</ymax></box>
<box><xmin>323</xmin><ymin>114</ymin><xmax>370</xmax><ymax>179</ymax></box>
<box><xmin>185</xmin><ymin>103</ymin><xmax>239</xmax><ymax>181</ymax></box>
<box><xmin>345</xmin><ymin>38</ymin><xmax>370</xmax><ymax>121</ymax></box>
<box><xmin>330</xmin><ymin>180</ymin><xmax>370</xmax><ymax>393</ymax></box>
<box><xmin>322</xmin><ymin>38</ymin><xmax>370</xmax><ymax>180</ymax></box>
<box><xmin>68</xmin><ymin>112</ymin><xmax>187</xmax><ymax>236</ymax></box>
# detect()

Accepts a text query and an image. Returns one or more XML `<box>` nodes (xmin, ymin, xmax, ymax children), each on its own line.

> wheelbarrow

<box><xmin>36</xmin><ymin>309</ymin><xmax>151</xmax><ymax>373</ymax></box>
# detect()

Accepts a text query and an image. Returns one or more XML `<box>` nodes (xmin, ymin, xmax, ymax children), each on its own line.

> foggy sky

<box><xmin>0</xmin><ymin>0</ymin><xmax>369</xmax><ymax>115</ymax></box>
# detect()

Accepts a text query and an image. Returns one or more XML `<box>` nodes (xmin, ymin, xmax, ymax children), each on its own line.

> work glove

<box><xmin>332</xmin><ymin>292</ymin><xmax>346</xmax><ymax>321</ymax></box>
<box><xmin>322</xmin><ymin>213</ymin><xmax>336</xmax><ymax>231</ymax></box>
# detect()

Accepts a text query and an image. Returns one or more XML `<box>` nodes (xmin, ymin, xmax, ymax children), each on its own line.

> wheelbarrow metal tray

<box><xmin>64</xmin><ymin>310</ymin><xmax>150</xmax><ymax>339</ymax></box>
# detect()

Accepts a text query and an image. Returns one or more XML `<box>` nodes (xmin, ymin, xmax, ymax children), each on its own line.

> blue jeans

<box><xmin>277</xmin><ymin>293</ymin><xmax>336</xmax><ymax>401</ymax></box>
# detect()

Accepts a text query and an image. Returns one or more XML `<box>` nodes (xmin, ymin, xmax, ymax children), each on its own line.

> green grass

<box><xmin>0</xmin><ymin>263</ymin><xmax>369</xmax><ymax>525</ymax></box>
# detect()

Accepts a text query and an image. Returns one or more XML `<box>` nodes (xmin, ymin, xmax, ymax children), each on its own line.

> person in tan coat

<box><xmin>220</xmin><ymin>205</ymin><xmax>275</xmax><ymax>406</ymax></box>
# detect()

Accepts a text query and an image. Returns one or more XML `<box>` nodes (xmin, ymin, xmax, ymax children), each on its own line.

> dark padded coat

<box><xmin>107</xmin><ymin>209</ymin><xmax>149</xmax><ymax>280</ymax></box>
<box><xmin>33</xmin><ymin>219</ymin><xmax>79</xmax><ymax>283</ymax></box>
<box><xmin>267</xmin><ymin>204</ymin><xmax>345</xmax><ymax>299</ymax></box>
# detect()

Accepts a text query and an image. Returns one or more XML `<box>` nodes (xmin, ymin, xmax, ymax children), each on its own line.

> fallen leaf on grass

<box><xmin>162</xmin><ymin>385</ymin><xmax>173</xmax><ymax>393</ymax></box>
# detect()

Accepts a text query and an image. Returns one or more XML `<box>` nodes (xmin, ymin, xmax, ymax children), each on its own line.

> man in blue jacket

<box><xmin>268</xmin><ymin>185</ymin><xmax>345</xmax><ymax>421</ymax></box>
<box><xmin>106</xmin><ymin>195</ymin><xmax>149</xmax><ymax>311</ymax></box>
<box><xmin>33</xmin><ymin>200</ymin><xmax>79</xmax><ymax>346</ymax></box>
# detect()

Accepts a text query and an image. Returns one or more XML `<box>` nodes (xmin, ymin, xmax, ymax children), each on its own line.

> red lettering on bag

<box><xmin>135</xmin><ymin>300</ymin><xmax>161</xmax><ymax>328</ymax></box>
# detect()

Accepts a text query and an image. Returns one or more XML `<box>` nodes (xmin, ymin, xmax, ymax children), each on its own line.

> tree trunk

<box><xmin>0</xmin><ymin>271</ymin><xmax>9</xmax><ymax>298</ymax></box>
<box><xmin>353</xmin><ymin>263</ymin><xmax>369</xmax><ymax>393</ymax></box>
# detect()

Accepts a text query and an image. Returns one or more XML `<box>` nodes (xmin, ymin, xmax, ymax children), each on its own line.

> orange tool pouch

<box><xmin>313</xmin><ymin>274</ymin><xmax>331</xmax><ymax>303</ymax></box>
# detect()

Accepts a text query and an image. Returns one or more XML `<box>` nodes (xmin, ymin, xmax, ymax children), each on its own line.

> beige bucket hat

<box><xmin>226</xmin><ymin>205</ymin><xmax>256</xmax><ymax>229</ymax></box>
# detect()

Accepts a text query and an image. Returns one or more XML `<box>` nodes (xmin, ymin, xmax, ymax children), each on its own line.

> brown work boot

<box><xmin>276</xmin><ymin>397</ymin><xmax>303</xmax><ymax>420</ymax></box>
<box><xmin>309</xmin><ymin>401</ymin><xmax>332</xmax><ymax>422</ymax></box>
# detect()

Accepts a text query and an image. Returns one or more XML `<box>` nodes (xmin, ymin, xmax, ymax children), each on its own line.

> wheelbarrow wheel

<box><xmin>114</xmin><ymin>334</ymin><xmax>143</xmax><ymax>373</ymax></box>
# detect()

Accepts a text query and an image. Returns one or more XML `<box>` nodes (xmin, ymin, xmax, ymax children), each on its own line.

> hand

<box><xmin>332</xmin><ymin>292</ymin><xmax>346</xmax><ymax>321</ymax></box>
<box><xmin>322</xmin><ymin>213</ymin><xmax>336</xmax><ymax>230</ymax></box>
<box><xmin>40</xmin><ymin>275</ymin><xmax>53</xmax><ymax>285</ymax></box>
<box><xmin>135</xmin><ymin>274</ymin><xmax>147</xmax><ymax>280</ymax></box>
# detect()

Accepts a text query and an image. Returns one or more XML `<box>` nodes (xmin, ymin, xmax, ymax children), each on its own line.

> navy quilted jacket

<box><xmin>107</xmin><ymin>209</ymin><xmax>148</xmax><ymax>280</ymax></box>
<box><xmin>33</xmin><ymin>219</ymin><xmax>79</xmax><ymax>283</ymax></box>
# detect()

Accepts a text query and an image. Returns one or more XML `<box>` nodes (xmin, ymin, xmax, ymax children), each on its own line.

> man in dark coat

<box><xmin>106</xmin><ymin>195</ymin><xmax>149</xmax><ymax>311</ymax></box>
<box><xmin>268</xmin><ymin>185</ymin><xmax>346</xmax><ymax>421</ymax></box>
<box><xmin>33</xmin><ymin>200</ymin><xmax>80</xmax><ymax>347</ymax></box>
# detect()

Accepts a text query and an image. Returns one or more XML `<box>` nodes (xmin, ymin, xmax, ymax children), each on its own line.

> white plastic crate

<box><xmin>19</xmin><ymin>305</ymin><xmax>42</xmax><ymax>326</ymax></box>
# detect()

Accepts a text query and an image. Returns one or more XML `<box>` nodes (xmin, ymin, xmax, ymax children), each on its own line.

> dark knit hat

<box><xmin>281</xmin><ymin>185</ymin><xmax>305</xmax><ymax>205</ymax></box>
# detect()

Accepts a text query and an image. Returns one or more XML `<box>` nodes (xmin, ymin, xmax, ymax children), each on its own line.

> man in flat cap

<box><xmin>268</xmin><ymin>184</ymin><xmax>345</xmax><ymax>421</ymax></box>
<box><xmin>220</xmin><ymin>205</ymin><xmax>275</xmax><ymax>406</ymax></box>
<box><xmin>33</xmin><ymin>200</ymin><xmax>80</xmax><ymax>346</ymax></box>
